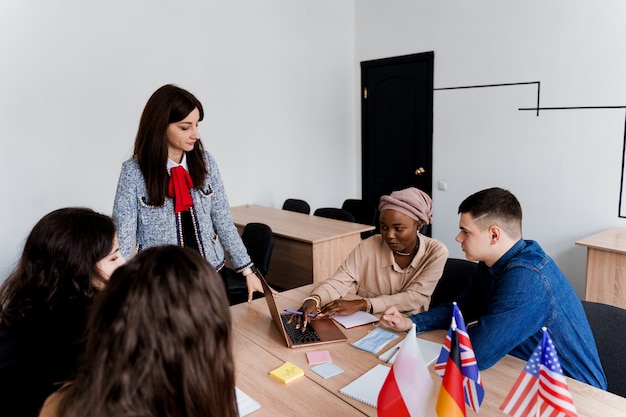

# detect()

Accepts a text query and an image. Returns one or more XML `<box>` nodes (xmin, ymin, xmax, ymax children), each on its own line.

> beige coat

<box><xmin>311</xmin><ymin>233</ymin><xmax>448</xmax><ymax>315</ymax></box>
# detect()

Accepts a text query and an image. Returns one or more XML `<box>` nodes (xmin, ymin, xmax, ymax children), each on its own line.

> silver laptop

<box><xmin>258</xmin><ymin>272</ymin><xmax>347</xmax><ymax>348</ymax></box>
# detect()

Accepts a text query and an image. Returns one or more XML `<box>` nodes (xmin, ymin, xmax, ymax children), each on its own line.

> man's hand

<box><xmin>379</xmin><ymin>306</ymin><xmax>412</xmax><ymax>331</ymax></box>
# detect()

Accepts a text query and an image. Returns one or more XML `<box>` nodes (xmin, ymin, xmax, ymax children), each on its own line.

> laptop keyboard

<box><xmin>281</xmin><ymin>315</ymin><xmax>321</xmax><ymax>344</ymax></box>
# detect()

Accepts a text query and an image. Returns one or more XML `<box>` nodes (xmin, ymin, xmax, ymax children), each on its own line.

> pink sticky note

<box><xmin>306</xmin><ymin>350</ymin><xmax>332</xmax><ymax>364</ymax></box>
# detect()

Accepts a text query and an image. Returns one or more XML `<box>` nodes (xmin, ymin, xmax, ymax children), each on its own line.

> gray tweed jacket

<box><xmin>112</xmin><ymin>151</ymin><xmax>252</xmax><ymax>271</ymax></box>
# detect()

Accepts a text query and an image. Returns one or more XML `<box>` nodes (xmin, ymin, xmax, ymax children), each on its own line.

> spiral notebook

<box><xmin>338</xmin><ymin>364</ymin><xmax>390</xmax><ymax>408</ymax></box>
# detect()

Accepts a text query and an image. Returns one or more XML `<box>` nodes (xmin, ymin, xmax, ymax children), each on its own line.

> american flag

<box><xmin>434</xmin><ymin>303</ymin><xmax>484</xmax><ymax>412</ymax></box>
<box><xmin>500</xmin><ymin>327</ymin><xmax>578</xmax><ymax>417</ymax></box>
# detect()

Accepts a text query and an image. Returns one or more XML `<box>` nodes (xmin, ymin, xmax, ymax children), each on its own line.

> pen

<box><xmin>387</xmin><ymin>346</ymin><xmax>401</xmax><ymax>363</ymax></box>
<box><xmin>283</xmin><ymin>309</ymin><xmax>317</xmax><ymax>318</ymax></box>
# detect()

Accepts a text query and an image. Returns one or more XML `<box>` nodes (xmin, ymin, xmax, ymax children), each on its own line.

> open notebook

<box><xmin>340</xmin><ymin>336</ymin><xmax>442</xmax><ymax>408</ymax></box>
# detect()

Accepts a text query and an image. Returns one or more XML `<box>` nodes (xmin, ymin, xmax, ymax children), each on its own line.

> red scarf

<box><xmin>168</xmin><ymin>166</ymin><xmax>194</xmax><ymax>213</ymax></box>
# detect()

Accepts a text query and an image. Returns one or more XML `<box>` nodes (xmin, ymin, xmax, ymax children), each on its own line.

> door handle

<box><xmin>415</xmin><ymin>167</ymin><xmax>426</xmax><ymax>176</ymax></box>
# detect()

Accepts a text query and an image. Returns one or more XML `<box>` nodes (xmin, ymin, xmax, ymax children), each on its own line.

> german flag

<box><xmin>436</xmin><ymin>327</ymin><xmax>466</xmax><ymax>417</ymax></box>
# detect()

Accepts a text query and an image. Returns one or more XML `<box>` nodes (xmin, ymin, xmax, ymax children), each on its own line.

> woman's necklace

<box><xmin>394</xmin><ymin>245</ymin><xmax>417</xmax><ymax>256</ymax></box>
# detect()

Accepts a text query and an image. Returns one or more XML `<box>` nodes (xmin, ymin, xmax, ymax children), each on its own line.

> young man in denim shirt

<box><xmin>380</xmin><ymin>187</ymin><xmax>607</xmax><ymax>389</ymax></box>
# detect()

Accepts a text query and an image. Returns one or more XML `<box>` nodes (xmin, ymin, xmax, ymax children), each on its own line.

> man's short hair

<box><xmin>458</xmin><ymin>187</ymin><xmax>522</xmax><ymax>238</ymax></box>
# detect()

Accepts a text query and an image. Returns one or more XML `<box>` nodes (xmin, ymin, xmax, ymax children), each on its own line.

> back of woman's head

<box><xmin>61</xmin><ymin>245</ymin><xmax>237</xmax><ymax>417</ymax></box>
<box><xmin>0</xmin><ymin>207</ymin><xmax>116</xmax><ymax>327</ymax></box>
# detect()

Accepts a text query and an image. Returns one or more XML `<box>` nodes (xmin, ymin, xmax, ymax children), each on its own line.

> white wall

<box><xmin>4</xmin><ymin>1</ymin><xmax>626</xmax><ymax>298</ymax></box>
<box><xmin>355</xmin><ymin>0</ymin><xmax>626</xmax><ymax>296</ymax></box>
<box><xmin>0</xmin><ymin>1</ymin><xmax>356</xmax><ymax>277</ymax></box>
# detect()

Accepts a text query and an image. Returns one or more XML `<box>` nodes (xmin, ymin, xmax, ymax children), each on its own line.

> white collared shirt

<box><xmin>167</xmin><ymin>153</ymin><xmax>189</xmax><ymax>172</ymax></box>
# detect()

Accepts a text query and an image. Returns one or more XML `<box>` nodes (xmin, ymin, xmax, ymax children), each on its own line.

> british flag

<box><xmin>434</xmin><ymin>303</ymin><xmax>484</xmax><ymax>412</ymax></box>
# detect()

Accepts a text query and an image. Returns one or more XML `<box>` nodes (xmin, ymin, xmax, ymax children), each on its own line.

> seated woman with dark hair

<box><xmin>39</xmin><ymin>245</ymin><xmax>238</xmax><ymax>417</ymax></box>
<box><xmin>0</xmin><ymin>207</ymin><xmax>124</xmax><ymax>417</ymax></box>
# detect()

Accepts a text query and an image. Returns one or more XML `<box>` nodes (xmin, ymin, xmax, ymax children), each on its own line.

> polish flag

<box><xmin>378</xmin><ymin>324</ymin><xmax>437</xmax><ymax>416</ymax></box>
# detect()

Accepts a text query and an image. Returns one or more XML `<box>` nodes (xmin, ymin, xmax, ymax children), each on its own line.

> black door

<box><xmin>361</xmin><ymin>52</ymin><xmax>434</xmax><ymax>210</ymax></box>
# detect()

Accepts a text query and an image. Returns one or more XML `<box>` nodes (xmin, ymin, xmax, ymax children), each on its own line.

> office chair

<box><xmin>429</xmin><ymin>258</ymin><xmax>476</xmax><ymax>309</ymax></box>
<box><xmin>282</xmin><ymin>198</ymin><xmax>311</xmax><ymax>215</ymax></box>
<box><xmin>223</xmin><ymin>222</ymin><xmax>275</xmax><ymax>305</ymax></box>
<box><xmin>313</xmin><ymin>207</ymin><xmax>356</xmax><ymax>223</ymax></box>
<box><xmin>581</xmin><ymin>300</ymin><xmax>626</xmax><ymax>397</ymax></box>
<box><xmin>341</xmin><ymin>199</ymin><xmax>377</xmax><ymax>238</ymax></box>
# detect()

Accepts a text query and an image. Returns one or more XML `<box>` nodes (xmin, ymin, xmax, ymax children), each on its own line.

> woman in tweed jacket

<box><xmin>112</xmin><ymin>84</ymin><xmax>264</xmax><ymax>301</ymax></box>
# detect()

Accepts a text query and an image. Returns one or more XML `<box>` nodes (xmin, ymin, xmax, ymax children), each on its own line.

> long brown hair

<box><xmin>0</xmin><ymin>207</ymin><xmax>116</xmax><ymax>328</ymax></box>
<box><xmin>58</xmin><ymin>246</ymin><xmax>237</xmax><ymax>417</ymax></box>
<box><xmin>135</xmin><ymin>84</ymin><xmax>208</xmax><ymax>205</ymax></box>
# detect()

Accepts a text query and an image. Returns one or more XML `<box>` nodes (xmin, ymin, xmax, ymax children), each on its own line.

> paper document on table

<box><xmin>332</xmin><ymin>311</ymin><xmax>379</xmax><ymax>329</ymax></box>
<box><xmin>378</xmin><ymin>335</ymin><xmax>441</xmax><ymax>365</ymax></box>
<box><xmin>236</xmin><ymin>387</ymin><xmax>261</xmax><ymax>416</ymax></box>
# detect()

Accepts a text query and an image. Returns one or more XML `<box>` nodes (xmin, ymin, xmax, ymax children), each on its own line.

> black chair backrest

<box><xmin>341</xmin><ymin>199</ymin><xmax>376</xmax><ymax>225</ymax></box>
<box><xmin>282</xmin><ymin>198</ymin><xmax>311</xmax><ymax>215</ymax></box>
<box><xmin>429</xmin><ymin>258</ymin><xmax>476</xmax><ymax>309</ymax></box>
<box><xmin>581</xmin><ymin>300</ymin><xmax>626</xmax><ymax>397</ymax></box>
<box><xmin>241</xmin><ymin>222</ymin><xmax>274</xmax><ymax>276</ymax></box>
<box><xmin>313</xmin><ymin>207</ymin><xmax>356</xmax><ymax>223</ymax></box>
<box><xmin>342</xmin><ymin>199</ymin><xmax>377</xmax><ymax>238</ymax></box>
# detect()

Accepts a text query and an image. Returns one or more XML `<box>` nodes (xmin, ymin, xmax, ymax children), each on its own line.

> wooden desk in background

<box><xmin>230</xmin><ymin>205</ymin><xmax>375</xmax><ymax>290</ymax></box>
<box><xmin>231</xmin><ymin>285</ymin><xmax>626</xmax><ymax>417</ymax></box>
<box><xmin>576</xmin><ymin>227</ymin><xmax>626</xmax><ymax>309</ymax></box>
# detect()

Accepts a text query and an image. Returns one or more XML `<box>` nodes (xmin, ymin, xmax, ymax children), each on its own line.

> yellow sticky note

<box><xmin>269</xmin><ymin>361</ymin><xmax>304</xmax><ymax>384</ymax></box>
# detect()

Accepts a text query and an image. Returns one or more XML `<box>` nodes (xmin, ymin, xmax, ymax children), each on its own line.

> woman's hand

<box><xmin>379</xmin><ymin>306</ymin><xmax>413</xmax><ymax>331</ymax></box>
<box><xmin>290</xmin><ymin>298</ymin><xmax>319</xmax><ymax>331</ymax></box>
<box><xmin>320</xmin><ymin>299</ymin><xmax>367</xmax><ymax>318</ymax></box>
<box><xmin>245</xmin><ymin>272</ymin><xmax>277</xmax><ymax>302</ymax></box>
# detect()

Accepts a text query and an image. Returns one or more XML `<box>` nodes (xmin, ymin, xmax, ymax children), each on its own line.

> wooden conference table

<box><xmin>231</xmin><ymin>205</ymin><xmax>375</xmax><ymax>290</ymax></box>
<box><xmin>231</xmin><ymin>285</ymin><xmax>626</xmax><ymax>417</ymax></box>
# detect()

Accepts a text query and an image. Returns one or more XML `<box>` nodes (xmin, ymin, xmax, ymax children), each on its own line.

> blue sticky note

<box><xmin>311</xmin><ymin>362</ymin><xmax>344</xmax><ymax>379</ymax></box>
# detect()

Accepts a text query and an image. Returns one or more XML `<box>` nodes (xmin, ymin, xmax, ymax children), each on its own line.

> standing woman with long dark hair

<box><xmin>0</xmin><ymin>207</ymin><xmax>125</xmax><ymax>417</ymax></box>
<box><xmin>112</xmin><ymin>84</ymin><xmax>266</xmax><ymax>301</ymax></box>
<box><xmin>40</xmin><ymin>246</ymin><xmax>238</xmax><ymax>417</ymax></box>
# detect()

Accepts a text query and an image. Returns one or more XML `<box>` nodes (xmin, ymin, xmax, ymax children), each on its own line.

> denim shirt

<box><xmin>410</xmin><ymin>239</ymin><xmax>607</xmax><ymax>389</ymax></box>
